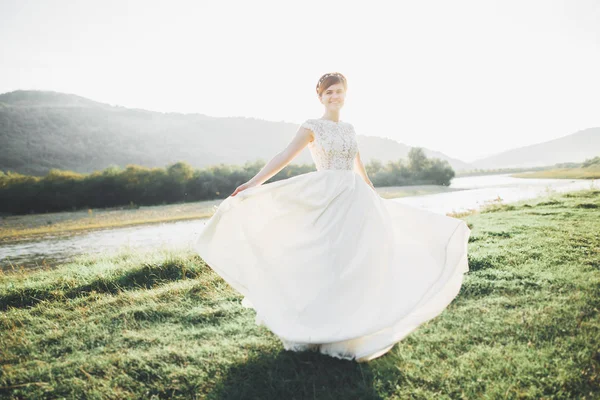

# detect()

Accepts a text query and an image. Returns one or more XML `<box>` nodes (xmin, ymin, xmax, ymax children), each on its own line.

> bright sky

<box><xmin>1</xmin><ymin>0</ymin><xmax>599</xmax><ymax>162</ymax></box>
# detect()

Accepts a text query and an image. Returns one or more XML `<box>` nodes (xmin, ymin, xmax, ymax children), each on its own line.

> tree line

<box><xmin>0</xmin><ymin>148</ymin><xmax>454</xmax><ymax>215</ymax></box>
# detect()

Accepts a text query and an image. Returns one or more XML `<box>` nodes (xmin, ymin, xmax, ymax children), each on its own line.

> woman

<box><xmin>195</xmin><ymin>72</ymin><xmax>470</xmax><ymax>362</ymax></box>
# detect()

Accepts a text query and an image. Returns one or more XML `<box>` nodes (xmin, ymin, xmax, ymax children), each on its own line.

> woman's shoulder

<box><xmin>300</xmin><ymin>118</ymin><xmax>318</xmax><ymax>131</ymax></box>
<box><xmin>301</xmin><ymin>118</ymin><xmax>353</xmax><ymax>128</ymax></box>
<box><xmin>302</xmin><ymin>118</ymin><xmax>324</xmax><ymax>124</ymax></box>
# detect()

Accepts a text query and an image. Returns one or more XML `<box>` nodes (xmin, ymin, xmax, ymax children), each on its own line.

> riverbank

<box><xmin>0</xmin><ymin>185</ymin><xmax>457</xmax><ymax>243</ymax></box>
<box><xmin>511</xmin><ymin>166</ymin><xmax>600</xmax><ymax>180</ymax></box>
<box><xmin>1</xmin><ymin>188</ymin><xmax>598</xmax><ymax>398</ymax></box>
<box><xmin>0</xmin><ymin>199</ymin><xmax>221</xmax><ymax>243</ymax></box>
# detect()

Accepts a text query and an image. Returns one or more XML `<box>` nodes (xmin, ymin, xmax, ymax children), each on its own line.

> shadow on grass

<box><xmin>576</xmin><ymin>202</ymin><xmax>599</xmax><ymax>209</ymax></box>
<box><xmin>0</xmin><ymin>256</ymin><xmax>210</xmax><ymax>311</ymax></box>
<box><xmin>564</xmin><ymin>189</ymin><xmax>600</xmax><ymax>198</ymax></box>
<box><xmin>466</xmin><ymin>253</ymin><xmax>507</xmax><ymax>272</ymax></box>
<box><xmin>206</xmin><ymin>350</ymin><xmax>384</xmax><ymax>400</ymax></box>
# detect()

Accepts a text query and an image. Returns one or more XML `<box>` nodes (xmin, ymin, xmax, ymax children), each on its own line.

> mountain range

<box><xmin>0</xmin><ymin>90</ymin><xmax>598</xmax><ymax>175</ymax></box>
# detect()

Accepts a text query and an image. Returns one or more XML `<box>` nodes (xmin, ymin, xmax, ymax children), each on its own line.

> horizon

<box><xmin>1</xmin><ymin>0</ymin><xmax>599</xmax><ymax>162</ymax></box>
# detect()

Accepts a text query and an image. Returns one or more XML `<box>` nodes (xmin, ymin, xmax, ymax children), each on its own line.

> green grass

<box><xmin>1</xmin><ymin>189</ymin><xmax>599</xmax><ymax>399</ymax></box>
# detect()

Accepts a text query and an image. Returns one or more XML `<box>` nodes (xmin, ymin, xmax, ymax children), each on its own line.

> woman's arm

<box><xmin>354</xmin><ymin>151</ymin><xmax>376</xmax><ymax>191</ymax></box>
<box><xmin>231</xmin><ymin>127</ymin><xmax>314</xmax><ymax>196</ymax></box>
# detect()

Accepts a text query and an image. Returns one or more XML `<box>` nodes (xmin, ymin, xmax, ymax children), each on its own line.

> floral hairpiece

<box><xmin>316</xmin><ymin>72</ymin><xmax>346</xmax><ymax>94</ymax></box>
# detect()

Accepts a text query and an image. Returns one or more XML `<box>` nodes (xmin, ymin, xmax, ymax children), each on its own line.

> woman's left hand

<box><xmin>231</xmin><ymin>181</ymin><xmax>259</xmax><ymax>197</ymax></box>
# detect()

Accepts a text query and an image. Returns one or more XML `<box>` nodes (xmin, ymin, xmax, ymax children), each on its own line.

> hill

<box><xmin>0</xmin><ymin>90</ymin><xmax>469</xmax><ymax>175</ymax></box>
<box><xmin>470</xmin><ymin>127</ymin><xmax>600</xmax><ymax>169</ymax></box>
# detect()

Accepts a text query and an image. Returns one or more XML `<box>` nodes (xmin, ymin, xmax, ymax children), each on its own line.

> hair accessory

<box><xmin>316</xmin><ymin>72</ymin><xmax>346</xmax><ymax>94</ymax></box>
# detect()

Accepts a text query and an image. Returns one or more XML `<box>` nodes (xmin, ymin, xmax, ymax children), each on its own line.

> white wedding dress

<box><xmin>195</xmin><ymin>118</ymin><xmax>470</xmax><ymax>362</ymax></box>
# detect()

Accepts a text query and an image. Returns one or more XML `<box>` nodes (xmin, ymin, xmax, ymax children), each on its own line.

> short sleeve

<box><xmin>301</xmin><ymin>119</ymin><xmax>316</xmax><ymax>132</ymax></box>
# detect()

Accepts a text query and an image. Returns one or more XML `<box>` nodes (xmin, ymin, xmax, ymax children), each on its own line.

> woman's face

<box><xmin>319</xmin><ymin>82</ymin><xmax>346</xmax><ymax>111</ymax></box>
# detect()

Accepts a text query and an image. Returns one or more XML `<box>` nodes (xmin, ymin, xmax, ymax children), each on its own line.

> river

<box><xmin>0</xmin><ymin>174</ymin><xmax>596</xmax><ymax>271</ymax></box>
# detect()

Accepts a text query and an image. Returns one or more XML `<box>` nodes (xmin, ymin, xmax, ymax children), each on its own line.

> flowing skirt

<box><xmin>195</xmin><ymin>170</ymin><xmax>470</xmax><ymax>362</ymax></box>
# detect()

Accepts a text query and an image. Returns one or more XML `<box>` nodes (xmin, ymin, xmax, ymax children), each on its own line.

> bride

<box><xmin>195</xmin><ymin>72</ymin><xmax>470</xmax><ymax>362</ymax></box>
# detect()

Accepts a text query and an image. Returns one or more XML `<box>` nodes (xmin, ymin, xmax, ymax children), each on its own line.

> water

<box><xmin>1</xmin><ymin>174</ymin><xmax>596</xmax><ymax>271</ymax></box>
<box><xmin>395</xmin><ymin>174</ymin><xmax>596</xmax><ymax>215</ymax></box>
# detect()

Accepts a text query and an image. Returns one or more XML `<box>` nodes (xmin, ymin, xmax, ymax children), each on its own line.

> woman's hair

<box><xmin>316</xmin><ymin>72</ymin><xmax>347</xmax><ymax>97</ymax></box>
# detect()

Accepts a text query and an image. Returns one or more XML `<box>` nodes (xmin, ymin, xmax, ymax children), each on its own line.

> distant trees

<box><xmin>0</xmin><ymin>149</ymin><xmax>455</xmax><ymax>215</ymax></box>
<box><xmin>0</xmin><ymin>161</ymin><xmax>314</xmax><ymax>214</ymax></box>
<box><xmin>366</xmin><ymin>148</ymin><xmax>454</xmax><ymax>187</ymax></box>
<box><xmin>582</xmin><ymin>156</ymin><xmax>600</xmax><ymax>168</ymax></box>
<box><xmin>408</xmin><ymin>147</ymin><xmax>429</xmax><ymax>173</ymax></box>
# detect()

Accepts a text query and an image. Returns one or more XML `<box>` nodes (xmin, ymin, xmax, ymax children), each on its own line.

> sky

<box><xmin>1</xmin><ymin>0</ymin><xmax>599</xmax><ymax>163</ymax></box>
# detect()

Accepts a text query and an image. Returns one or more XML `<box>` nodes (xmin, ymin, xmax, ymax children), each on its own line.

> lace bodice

<box><xmin>301</xmin><ymin>118</ymin><xmax>359</xmax><ymax>171</ymax></box>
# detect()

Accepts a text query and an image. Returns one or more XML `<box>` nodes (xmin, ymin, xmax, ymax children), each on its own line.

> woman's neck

<box><xmin>321</xmin><ymin>111</ymin><xmax>341</xmax><ymax>122</ymax></box>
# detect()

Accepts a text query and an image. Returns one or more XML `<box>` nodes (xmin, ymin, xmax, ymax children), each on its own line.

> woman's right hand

<box><xmin>230</xmin><ymin>181</ymin><xmax>258</xmax><ymax>197</ymax></box>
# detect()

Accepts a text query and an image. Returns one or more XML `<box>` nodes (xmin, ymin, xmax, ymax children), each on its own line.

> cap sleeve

<box><xmin>301</xmin><ymin>119</ymin><xmax>317</xmax><ymax>132</ymax></box>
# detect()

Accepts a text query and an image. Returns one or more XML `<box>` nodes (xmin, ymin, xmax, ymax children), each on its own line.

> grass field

<box><xmin>1</xmin><ymin>189</ymin><xmax>599</xmax><ymax>399</ymax></box>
